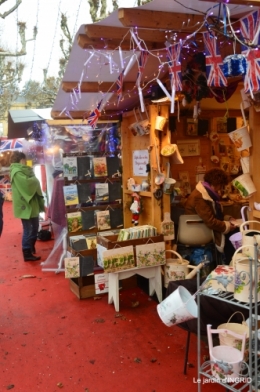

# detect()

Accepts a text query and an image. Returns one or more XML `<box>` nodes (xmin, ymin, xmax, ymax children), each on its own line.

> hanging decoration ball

<box><xmin>223</xmin><ymin>54</ymin><xmax>247</xmax><ymax>77</ymax></box>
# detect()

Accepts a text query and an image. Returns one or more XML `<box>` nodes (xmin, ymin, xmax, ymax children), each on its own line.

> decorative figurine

<box><xmin>130</xmin><ymin>192</ymin><xmax>141</xmax><ymax>225</ymax></box>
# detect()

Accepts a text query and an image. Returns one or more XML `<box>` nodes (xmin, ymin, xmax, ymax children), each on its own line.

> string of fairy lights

<box><xmin>57</xmin><ymin>2</ymin><xmax>260</xmax><ymax>122</ymax></box>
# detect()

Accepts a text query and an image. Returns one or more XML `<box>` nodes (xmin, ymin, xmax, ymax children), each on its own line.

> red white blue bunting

<box><xmin>203</xmin><ymin>31</ymin><xmax>227</xmax><ymax>88</ymax></box>
<box><xmin>87</xmin><ymin>100</ymin><xmax>102</xmax><ymax>129</ymax></box>
<box><xmin>240</xmin><ymin>10</ymin><xmax>260</xmax><ymax>95</ymax></box>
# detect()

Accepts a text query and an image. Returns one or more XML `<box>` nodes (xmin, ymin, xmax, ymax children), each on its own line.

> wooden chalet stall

<box><xmin>50</xmin><ymin>0</ymin><xmax>260</xmax><ymax>298</ymax></box>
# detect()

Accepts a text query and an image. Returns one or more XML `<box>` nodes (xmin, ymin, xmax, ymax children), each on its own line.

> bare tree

<box><xmin>0</xmin><ymin>0</ymin><xmax>37</xmax><ymax>121</ymax></box>
<box><xmin>0</xmin><ymin>0</ymin><xmax>22</xmax><ymax>19</ymax></box>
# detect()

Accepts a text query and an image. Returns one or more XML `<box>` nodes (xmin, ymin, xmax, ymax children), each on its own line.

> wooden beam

<box><xmin>62</xmin><ymin>81</ymin><xmax>137</xmax><ymax>93</ymax></box>
<box><xmin>84</xmin><ymin>23</ymin><xmax>168</xmax><ymax>43</ymax></box>
<box><xmin>77</xmin><ymin>33</ymin><xmax>164</xmax><ymax>51</ymax></box>
<box><xmin>118</xmin><ymin>8</ymin><xmax>205</xmax><ymax>31</ymax></box>
<box><xmin>51</xmin><ymin>110</ymin><xmax>121</xmax><ymax>121</ymax></box>
<box><xmin>199</xmin><ymin>0</ymin><xmax>260</xmax><ymax>4</ymax></box>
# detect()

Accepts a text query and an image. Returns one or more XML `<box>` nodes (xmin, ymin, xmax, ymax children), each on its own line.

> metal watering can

<box><xmin>164</xmin><ymin>250</ymin><xmax>206</xmax><ymax>288</ymax></box>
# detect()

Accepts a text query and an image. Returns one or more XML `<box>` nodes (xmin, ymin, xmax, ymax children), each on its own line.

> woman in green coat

<box><xmin>10</xmin><ymin>151</ymin><xmax>45</xmax><ymax>261</ymax></box>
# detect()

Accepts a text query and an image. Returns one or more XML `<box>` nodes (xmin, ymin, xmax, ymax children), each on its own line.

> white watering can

<box><xmin>240</xmin><ymin>220</ymin><xmax>260</xmax><ymax>258</ymax></box>
<box><xmin>164</xmin><ymin>250</ymin><xmax>205</xmax><ymax>288</ymax></box>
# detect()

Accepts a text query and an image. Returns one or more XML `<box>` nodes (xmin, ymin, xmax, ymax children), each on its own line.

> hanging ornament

<box><xmin>223</xmin><ymin>54</ymin><xmax>247</xmax><ymax>77</ymax></box>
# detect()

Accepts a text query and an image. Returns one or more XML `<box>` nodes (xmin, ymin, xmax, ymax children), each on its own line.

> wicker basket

<box><xmin>217</xmin><ymin>311</ymin><xmax>249</xmax><ymax>360</ymax></box>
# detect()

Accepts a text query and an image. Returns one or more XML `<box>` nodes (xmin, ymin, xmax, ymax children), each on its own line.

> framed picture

<box><xmin>186</xmin><ymin>119</ymin><xmax>198</xmax><ymax>136</ymax></box>
<box><xmin>216</xmin><ymin>117</ymin><xmax>227</xmax><ymax>133</ymax></box>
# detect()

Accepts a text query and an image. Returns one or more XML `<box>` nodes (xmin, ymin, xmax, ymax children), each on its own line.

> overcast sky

<box><xmin>0</xmin><ymin>0</ymin><xmax>134</xmax><ymax>85</ymax></box>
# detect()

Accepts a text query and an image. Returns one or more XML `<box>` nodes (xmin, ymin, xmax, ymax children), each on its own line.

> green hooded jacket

<box><xmin>10</xmin><ymin>163</ymin><xmax>45</xmax><ymax>219</ymax></box>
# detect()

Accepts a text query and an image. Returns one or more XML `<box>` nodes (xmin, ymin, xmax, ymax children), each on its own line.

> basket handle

<box><xmin>227</xmin><ymin>311</ymin><xmax>245</xmax><ymax>324</ymax></box>
<box><xmin>165</xmin><ymin>250</ymin><xmax>182</xmax><ymax>260</ymax></box>
<box><xmin>231</xmin><ymin>244</ymin><xmax>255</xmax><ymax>263</ymax></box>
<box><xmin>240</xmin><ymin>220</ymin><xmax>260</xmax><ymax>232</ymax></box>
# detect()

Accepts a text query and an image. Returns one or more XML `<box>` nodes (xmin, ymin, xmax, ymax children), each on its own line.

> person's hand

<box><xmin>229</xmin><ymin>218</ymin><xmax>237</xmax><ymax>230</ymax></box>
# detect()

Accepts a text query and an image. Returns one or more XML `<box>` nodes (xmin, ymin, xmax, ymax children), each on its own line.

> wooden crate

<box><xmin>69</xmin><ymin>276</ymin><xmax>96</xmax><ymax>299</ymax></box>
<box><xmin>97</xmin><ymin>234</ymin><xmax>164</xmax><ymax>249</ymax></box>
<box><xmin>69</xmin><ymin>274</ymin><xmax>137</xmax><ymax>299</ymax></box>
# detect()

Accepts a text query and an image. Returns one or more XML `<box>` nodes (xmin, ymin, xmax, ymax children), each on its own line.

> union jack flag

<box><xmin>0</xmin><ymin>138</ymin><xmax>23</xmax><ymax>151</ymax></box>
<box><xmin>136</xmin><ymin>50</ymin><xmax>149</xmax><ymax>86</ymax></box>
<box><xmin>116</xmin><ymin>70</ymin><xmax>124</xmax><ymax>105</ymax></box>
<box><xmin>166</xmin><ymin>43</ymin><xmax>182</xmax><ymax>92</ymax></box>
<box><xmin>240</xmin><ymin>10</ymin><xmax>260</xmax><ymax>52</ymax></box>
<box><xmin>87</xmin><ymin>100</ymin><xmax>102</xmax><ymax>129</ymax></box>
<box><xmin>244</xmin><ymin>49</ymin><xmax>260</xmax><ymax>93</ymax></box>
<box><xmin>203</xmin><ymin>31</ymin><xmax>227</xmax><ymax>88</ymax></box>
<box><xmin>240</xmin><ymin>10</ymin><xmax>260</xmax><ymax>93</ymax></box>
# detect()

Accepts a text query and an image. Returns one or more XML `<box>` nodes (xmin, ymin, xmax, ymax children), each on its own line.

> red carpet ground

<box><xmin>0</xmin><ymin>201</ymin><xmax>225</xmax><ymax>392</ymax></box>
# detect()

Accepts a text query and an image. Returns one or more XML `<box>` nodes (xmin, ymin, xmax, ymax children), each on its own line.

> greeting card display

<box><xmin>93</xmin><ymin>157</ymin><xmax>108</xmax><ymax>177</ymax></box>
<box><xmin>70</xmin><ymin>235</ymin><xmax>87</xmax><ymax>251</ymax></box>
<box><xmin>107</xmin><ymin>157</ymin><xmax>121</xmax><ymax>177</ymax></box>
<box><xmin>67</xmin><ymin>211</ymin><xmax>82</xmax><ymax>233</ymax></box>
<box><xmin>110</xmin><ymin>208</ymin><xmax>123</xmax><ymax>229</ymax></box>
<box><xmin>94</xmin><ymin>273</ymin><xmax>109</xmax><ymax>294</ymax></box>
<box><xmin>63</xmin><ymin>184</ymin><xmax>79</xmax><ymax>206</ymax></box>
<box><xmin>63</xmin><ymin>156</ymin><xmax>78</xmax><ymax>179</ymax></box>
<box><xmin>99</xmin><ymin>245</ymin><xmax>135</xmax><ymax>272</ymax></box>
<box><xmin>77</xmin><ymin>156</ymin><xmax>92</xmax><ymax>179</ymax></box>
<box><xmin>80</xmin><ymin>255</ymin><xmax>94</xmax><ymax>276</ymax></box>
<box><xmin>81</xmin><ymin>210</ymin><xmax>96</xmax><ymax>230</ymax></box>
<box><xmin>77</xmin><ymin>183</ymin><xmax>92</xmax><ymax>204</ymax></box>
<box><xmin>95</xmin><ymin>183</ymin><xmax>109</xmax><ymax>203</ymax></box>
<box><xmin>108</xmin><ymin>182</ymin><xmax>122</xmax><ymax>202</ymax></box>
<box><xmin>86</xmin><ymin>236</ymin><xmax>97</xmax><ymax>249</ymax></box>
<box><xmin>95</xmin><ymin>210</ymin><xmax>111</xmax><ymax>231</ymax></box>
<box><xmin>64</xmin><ymin>257</ymin><xmax>80</xmax><ymax>278</ymax></box>
<box><xmin>136</xmin><ymin>241</ymin><xmax>166</xmax><ymax>267</ymax></box>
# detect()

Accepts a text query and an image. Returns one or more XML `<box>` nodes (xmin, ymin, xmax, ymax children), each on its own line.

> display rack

<box><xmin>62</xmin><ymin>150</ymin><xmax>124</xmax><ymax>298</ymax></box>
<box><xmin>197</xmin><ymin>244</ymin><xmax>259</xmax><ymax>392</ymax></box>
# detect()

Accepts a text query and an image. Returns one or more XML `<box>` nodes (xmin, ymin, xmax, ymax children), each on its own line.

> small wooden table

<box><xmin>108</xmin><ymin>265</ymin><xmax>163</xmax><ymax>311</ymax></box>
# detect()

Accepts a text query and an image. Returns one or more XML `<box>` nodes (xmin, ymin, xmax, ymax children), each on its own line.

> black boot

<box><xmin>31</xmin><ymin>238</ymin><xmax>37</xmax><ymax>254</ymax></box>
<box><xmin>23</xmin><ymin>248</ymin><xmax>41</xmax><ymax>262</ymax></box>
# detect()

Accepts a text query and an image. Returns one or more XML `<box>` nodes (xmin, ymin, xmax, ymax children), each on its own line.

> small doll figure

<box><xmin>130</xmin><ymin>192</ymin><xmax>141</xmax><ymax>226</ymax></box>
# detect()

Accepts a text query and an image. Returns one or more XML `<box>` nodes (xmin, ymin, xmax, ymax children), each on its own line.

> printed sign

<box><xmin>132</xmin><ymin>150</ymin><xmax>149</xmax><ymax>176</ymax></box>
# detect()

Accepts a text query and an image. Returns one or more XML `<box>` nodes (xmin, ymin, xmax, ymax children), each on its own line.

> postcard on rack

<box><xmin>81</xmin><ymin>210</ymin><xmax>96</xmax><ymax>230</ymax></box>
<box><xmin>110</xmin><ymin>208</ymin><xmax>123</xmax><ymax>229</ymax></box>
<box><xmin>107</xmin><ymin>157</ymin><xmax>121</xmax><ymax>178</ymax></box>
<box><xmin>66</xmin><ymin>211</ymin><xmax>82</xmax><ymax>233</ymax></box>
<box><xmin>108</xmin><ymin>182</ymin><xmax>122</xmax><ymax>203</ymax></box>
<box><xmin>95</xmin><ymin>183</ymin><xmax>109</xmax><ymax>203</ymax></box>
<box><xmin>64</xmin><ymin>256</ymin><xmax>80</xmax><ymax>278</ymax></box>
<box><xmin>77</xmin><ymin>156</ymin><xmax>92</xmax><ymax>179</ymax></box>
<box><xmin>80</xmin><ymin>255</ymin><xmax>95</xmax><ymax>276</ymax></box>
<box><xmin>86</xmin><ymin>235</ymin><xmax>97</xmax><ymax>249</ymax></box>
<box><xmin>77</xmin><ymin>183</ymin><xmax>92</xmax><ymax>205</ymax></box>
<box><xmin>95</xmin><ymin>210</ymin><xmax>111</xmax><ymax>231</ymax></box>
<box><xmin>63</xmin><ymin>184</ymin><xmax>79</xmax><ymax>206</ymax></box>
<box><xmin>93</xmin><ymin>157</ymin><xmax>108</xmax><ymax>177</ymax></box>
<box><xmin>63</xmin><ymin>156</ymin><xmax>78</xmax><ymax>179</ymax></box>
<box><xmin>70</xmin><ymin>235</ymin><xmax>88</xmax><ymax>251</ymax></box>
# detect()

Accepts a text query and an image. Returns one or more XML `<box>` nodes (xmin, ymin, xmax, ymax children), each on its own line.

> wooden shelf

<box><xmin>253</xmin><ymin>209</ymin><xmax>260</xmax><ymax>219</ymax></box>
<box><xmin>123</xmin><ymin>189</ymin><xmax>152</xmax><ymax>197</ymax></box>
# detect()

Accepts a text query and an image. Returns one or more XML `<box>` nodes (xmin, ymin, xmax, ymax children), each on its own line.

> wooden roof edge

<box><xmin>50</xmin><ymin>110</ymin><xmax>122</xmax><ymax>122</ymax></box>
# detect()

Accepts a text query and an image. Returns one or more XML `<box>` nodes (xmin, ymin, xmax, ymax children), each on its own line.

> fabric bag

<box><xmin>38</xmin><ymin>229</ymin><xmax>52</xmax><ymax>241</ymax></box>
